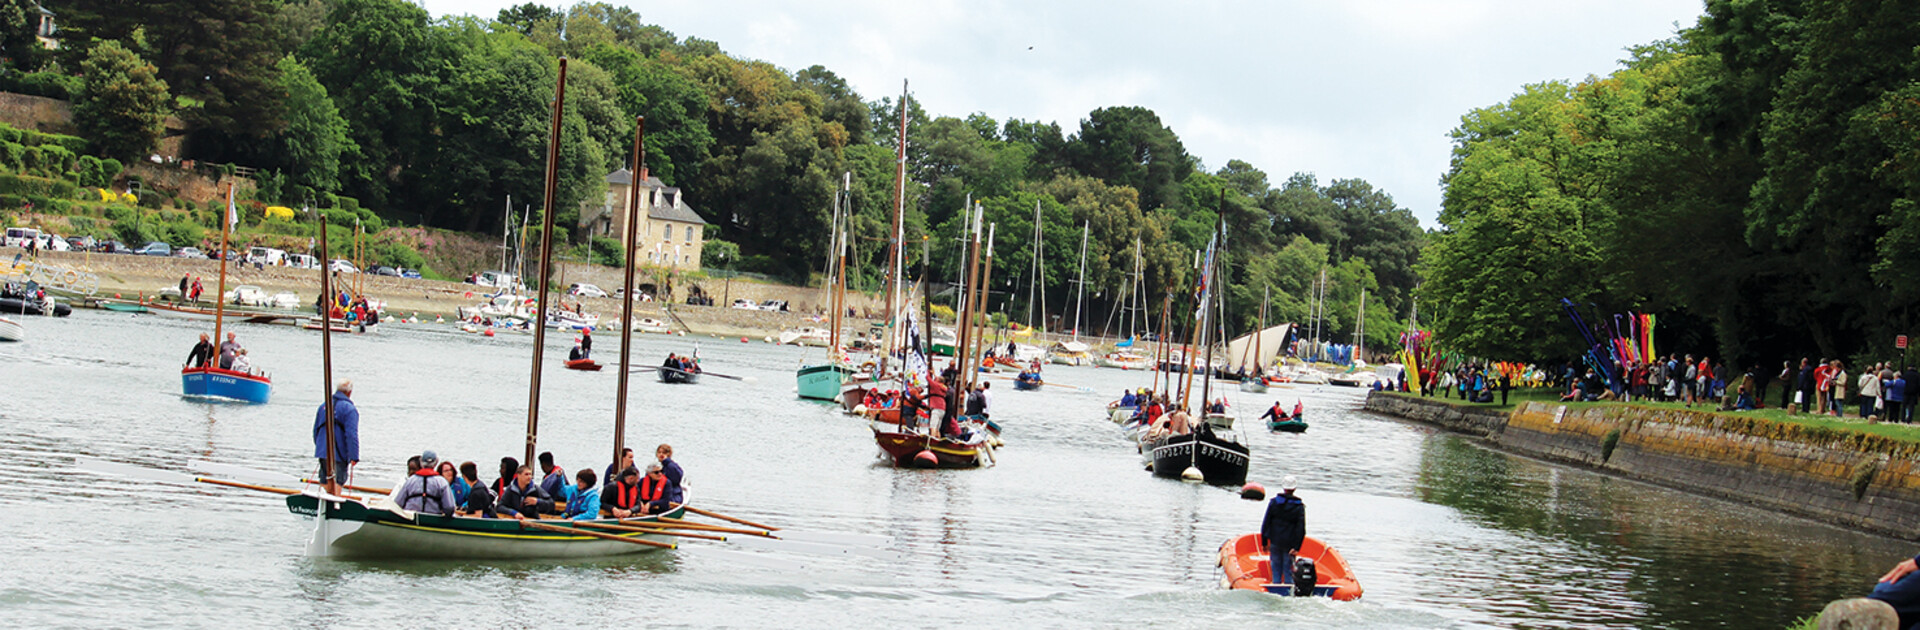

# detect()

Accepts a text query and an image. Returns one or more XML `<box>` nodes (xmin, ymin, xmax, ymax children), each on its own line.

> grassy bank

<box><xmin>1378</xmin><ymin>388</ymin><xmax>1920</xmax><ymax>445</ymax></box>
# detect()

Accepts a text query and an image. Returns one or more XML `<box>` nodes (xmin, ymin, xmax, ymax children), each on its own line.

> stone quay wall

<box><xmin>1364</xmin><ymin>392</ymin><xmax>1920</xmax><ymax>541</ymax></box>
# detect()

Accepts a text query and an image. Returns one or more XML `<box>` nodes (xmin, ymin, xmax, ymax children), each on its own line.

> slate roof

<box><xmin>604</xmin><ymin>168</ymin><xmax>708</xmax><ymax>225</ymax></box>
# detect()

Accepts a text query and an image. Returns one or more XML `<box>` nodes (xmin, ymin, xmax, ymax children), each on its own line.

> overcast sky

<box><xmin>420</xmin><ymin>0</ymin><xmax>1706</xmax><ymax>228</ymax></box>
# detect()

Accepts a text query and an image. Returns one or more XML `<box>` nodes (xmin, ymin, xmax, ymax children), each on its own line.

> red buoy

<box><xmin>113</xmin><ymin>293</ymin><xmax>122</xmax><ymax>299</ymax></box>
<box><xmin>483</xmin><ymin>329</ymin><xmax>495</xmax><ymax>337</ymax></box>
<box><xmin>740</xmin><ymin>337</ymin><xmax>749</xmax><ymax>343</ymax></box>
<box><xmin>913</xmin><ymin>450</ymin><xmax>938</xmax><ymax>468</ymax></box>
<box><xmin>1240</xmin><ymin>483</ymin><xmax>1266</xmax><ymax>501</ymax></box>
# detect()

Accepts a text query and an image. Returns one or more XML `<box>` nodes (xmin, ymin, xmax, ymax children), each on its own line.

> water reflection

<box><xmin>1413</xmin><ymin>433</ymin><xmax>1908</xmax><ymax>628</ymax></box>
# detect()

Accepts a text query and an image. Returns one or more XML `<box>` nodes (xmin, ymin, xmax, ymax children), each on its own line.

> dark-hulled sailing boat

<box><xmin>1146</xmin><ymin>203</ymin><xmax>1249</xmax><ymax>485</ymax></box>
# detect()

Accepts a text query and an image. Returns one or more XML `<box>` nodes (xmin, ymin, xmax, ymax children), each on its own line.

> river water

<box><xmin>0</xmin><ymin>310</ymin><xmax>1909</xmax><ymax>628</ymax></box>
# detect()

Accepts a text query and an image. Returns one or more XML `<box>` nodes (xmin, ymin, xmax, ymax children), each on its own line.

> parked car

<box><xmin>373</xmin><ymin>266</ymin><xmax>399</xmax><ymax>277</ymax></box>
<box><xmin>100</xmin><ymin>240</ymin><xmax>131</xmax><ymax>254</ymax></box>
<box><xmin>174</xmin><ymin>247</ymin><xmax>206</xmax><ymax>259</ymax></box>
<box><xmin>399</xmin><ymin>268</ymin><xmax>422</xmax><ymax>279</ymax></box>
<box><xmin>731</xmin><ymin>298</ymin><xmax>756</xmax><ymax>310</ymax></box>
<box><xmin>286</xmin><ymin>254</ymin><xmax>319</xmax><ymax>269</ymax></box>
<box><xmin>760</xmin><ymin>299</ymin><xmax>789</xmax><ymax>312</ymax></box>
<box><xmin>247</xmin><ymin>247</ymin><xmax>286</xmax><ymax>266</ymax></box>
<box><xmin>136</xmin><ymin>241</ymin><xmax>172</xmax><ymax>256</ymax></box>
<box><xmin>329</xmin><ymin>259</ymin><xmax>359</xmax><ymax>273</ymax></box>
<box><xmin>68</xmin><ymin>235</ymin><xmax>95</xmax><ymax>251</ymax></box>
<box><xmin>568</xmin><ymin>283</ymin><xmax>609</xmax><ymax>298</ymax></box>
<box><xmin>3</xmin><ymin>226</ymin><xmax>40</xmax><ymax>248</ymax></box>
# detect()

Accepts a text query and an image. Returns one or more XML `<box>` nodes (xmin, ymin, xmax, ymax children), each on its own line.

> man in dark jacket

<box><xmin>312</xmin><ymin>381</ymin><xmax>360</xmax><ymax>495</ymax></box>
<box><xmin>537</xmin><ymin>451</ymin><xmax>568</xmax><ymax>513</ymax></box>
<box><xmin>655</xmin><ymin>444</ymin><xmax>685</xmax><ymax>505</ymax></box>
<box><xmin>187</xmin><ymin>333</ymin><xmax>215</xmax><ymax>368</ymax></box>
<box><xmin>1261</xmin><ymin>475</ymin><xmax>1306</xmax><ymax>587</ymax></box>
<box><xmin>495</xmin><ymin>465</ymin><xmax>553</xmax><ymax>520</ymax></box>
<box><xmin>1798</xmin><ymin>358</ymin><xmax>1816</xmax><ymax>414</ymax></box>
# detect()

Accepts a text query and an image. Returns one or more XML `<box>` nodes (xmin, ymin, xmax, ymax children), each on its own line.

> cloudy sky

<box><xmin>421</xmin><ymin>0</ymin><xmax>1706</xmax><ymax>228</ymax></box>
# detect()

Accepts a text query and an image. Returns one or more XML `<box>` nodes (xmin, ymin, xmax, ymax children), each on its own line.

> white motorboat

<box><xmin>545</xmin><ymin>309</ymin><xmax>600</xmax><ymax>331</ymax></box>
<box><xmin>630</xmin><ymin>317</ymin><xmax>672</xmax><ymax>334</ymax></box>
<box><xmin>778</xmin><ymin>327</ymin><xmax>832</xmax><ymax>347</ymax></box>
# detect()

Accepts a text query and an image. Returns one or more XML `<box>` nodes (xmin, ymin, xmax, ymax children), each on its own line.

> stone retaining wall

<box><xmin>1365</xmin><ymin>392</ymin><xmax>1920</xmax><ymax>541</ymax></box>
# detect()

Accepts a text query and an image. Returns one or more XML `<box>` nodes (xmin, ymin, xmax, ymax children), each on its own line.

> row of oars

<box><xmin>76</xmin><ymin>457</ymin><xmax>893</xmax><ymax>561</ymax></box>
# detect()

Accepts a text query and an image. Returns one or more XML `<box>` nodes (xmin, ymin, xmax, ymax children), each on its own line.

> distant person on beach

<box><xmin>186</xmin><ymin>333</ymin><xmax>214</xmax><ymax>368</ymax></box>
<box><xmin>312</xmin><ymin>380</ymin><xmax>360</xmax><ymax>496</ymax></box>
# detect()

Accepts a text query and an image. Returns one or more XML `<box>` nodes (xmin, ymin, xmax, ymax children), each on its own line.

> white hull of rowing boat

<box><xmin>0</xmin><ymin>316</ymin><xmax>21</xmax><ymax>341</ymax></box>
<box><xmin>304</xmin><ymin>514</ymin><xmax>674</xmax><ymax>559</ymax></box>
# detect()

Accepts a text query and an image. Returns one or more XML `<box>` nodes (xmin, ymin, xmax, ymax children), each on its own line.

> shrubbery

<box><xmin>0</xmin><ymin>71</ymin><xmax>81</xmax><ymax>100</ymax></box>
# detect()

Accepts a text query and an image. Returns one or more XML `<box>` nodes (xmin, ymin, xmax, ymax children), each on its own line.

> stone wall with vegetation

<box><xmin>1365</xmin><ymin>392</ymin><xmax>1920</xmax><ymax>540</ymax></box>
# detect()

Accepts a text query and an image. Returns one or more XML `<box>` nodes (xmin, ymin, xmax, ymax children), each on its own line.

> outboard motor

<box><xmin>1291</xmin><ymin>556</ymin><xmax>1318</xmax><ymax>597</ymax></box>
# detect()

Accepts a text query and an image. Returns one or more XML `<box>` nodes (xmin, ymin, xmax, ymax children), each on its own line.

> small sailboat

<box><xmin>1144</xmin><ymin>203</ymin><xmax>1249</xmax><ymax>486</ymax></box>
<box><xmin>796</xmin><ymin>173</ymin><xmax>855</xmax><ymax>401</ymax></box>
<box><xmin>181</xmin><ymin>185</ymin><xmax>272</xmax><ymax>404</ymax></box>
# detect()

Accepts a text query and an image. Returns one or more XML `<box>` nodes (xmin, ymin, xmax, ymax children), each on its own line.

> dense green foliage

<box><xmin>72</xmin><ymin>40</ymin><xmax>169</xmax><ymax>161</ymax></box>
<box><xmin>2</xmin><ymin>0</ymin><xmax>1424</xmax><ymax>345</ymax></box>
<box><xmin>1425</xmin><ymin>0</ymin><xmax>1920</xmax><ymax>364</ymax></box>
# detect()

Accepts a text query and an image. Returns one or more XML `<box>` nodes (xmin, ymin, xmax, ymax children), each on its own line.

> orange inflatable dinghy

<box><xmin>1218</xmin><ymin>533</ymin><xmax>1363</xmax><ymax>601</ymax></box>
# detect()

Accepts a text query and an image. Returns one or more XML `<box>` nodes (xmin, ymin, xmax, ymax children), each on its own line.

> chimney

<box><xmin>638</xmin><ymin>166</ymin><xmax>649</xmax><ymax>184</ymax></box>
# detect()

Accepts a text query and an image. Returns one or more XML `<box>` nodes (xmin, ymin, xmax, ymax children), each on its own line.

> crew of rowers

<box><xmin>391</xmin><ymin>443</ymin><xmax>687</xmax><ymax>521</ymax></box>
<box><xmin>662</xmin><ymin>352</ymin><xmax>700</xmax><ymax>373</ymax></box>
<box><xmin>185</xmin><ymin>331</ymin><xmax>260</xmax><ymax>374</ymax></box>
<box><xmin>1259</xmin><ymin>400</ymin><xmax>1306</xmax><ymax>423</ymax></box>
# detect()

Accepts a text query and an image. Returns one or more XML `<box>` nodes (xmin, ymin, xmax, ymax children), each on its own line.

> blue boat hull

<box><xmin>181</xmin><ymin>367</ymin><xmax>273</xmax><ymax>404</ymax></box>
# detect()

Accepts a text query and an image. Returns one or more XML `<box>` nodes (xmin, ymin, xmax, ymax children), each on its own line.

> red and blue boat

<box><xmin>181</xmin><ymin>365</ymin><xmax>273</xmax><ymax>404</ymax></box>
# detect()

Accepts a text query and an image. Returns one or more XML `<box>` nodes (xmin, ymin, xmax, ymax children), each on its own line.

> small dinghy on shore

<box><xmin>1218</xmin><ymin>533</ymin><xmax>1362</xmax><ymax>601</ymax></box>
<box><xmin>564</xmin><ymin>358</ymin><xmax>602</xmax><ymax>371</ymax></box>
<box><xmin>0</xmin><ymin>315</ymin><xmax>22</xmax><ymax>341</ymax></box>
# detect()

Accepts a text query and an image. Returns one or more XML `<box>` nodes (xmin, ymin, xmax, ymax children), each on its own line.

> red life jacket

<box><xmin>639</xmin><ymin>474</ymin><xmax>666</xmax><ymax>502</ymax></box>
<box><xmin>610</xmin><ymin>481</ymin><xmax>640</xmax><ymax>509</ymax></box>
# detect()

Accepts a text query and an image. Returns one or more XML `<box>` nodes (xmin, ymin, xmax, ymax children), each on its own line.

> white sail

<box><xmin>1224</xmin><ymin>324</ymin><xmax>1292</xmax><ymax>374</ymax></box>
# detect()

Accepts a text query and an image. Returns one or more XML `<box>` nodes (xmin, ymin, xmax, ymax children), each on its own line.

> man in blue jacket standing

<box><xmin>313</xmin><ymin>380</ymin><xmax>360</xmax><ymax>496</ymax></box>
<box><xmin>1262</xmin><ymin>475</ymin><xmax>1306</xmax><ymax>588</ymax></box>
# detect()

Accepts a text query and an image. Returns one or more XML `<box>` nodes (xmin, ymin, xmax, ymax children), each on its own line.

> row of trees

<box><xmin>4</xmin><ymin>0</ymin><xmax>1423</xmax><ymax>344</ymax></box>
<box><xmin>1421</xmin><ymin>0</ymin><xmax>1920</xmax><ymax>366</ymax></box>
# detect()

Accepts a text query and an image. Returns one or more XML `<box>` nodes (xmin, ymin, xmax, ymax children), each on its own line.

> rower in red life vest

<box><xmin>637</xmin><ymin>463</ymin><xmax>673</xmax><ymax>514</ymax></box>
<box><xmin>601</xmin><ymin>466</ymin><xmax>644</xmax><ymax>518</ymax></box>
<box><xmin>1293</xmin><ymin>400</ymin><xmax>1305</xmax><ymax>421</ymax></box>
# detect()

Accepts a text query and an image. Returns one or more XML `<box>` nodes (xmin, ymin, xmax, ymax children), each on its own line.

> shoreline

<box><xmin>1364</xmin><ymin>391</ymin><xmax>1920</xmax><ymax>541</ymax></box>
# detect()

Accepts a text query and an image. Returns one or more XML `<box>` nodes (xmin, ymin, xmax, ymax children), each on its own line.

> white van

<box><xmin>285</xmin><ymin>254</ymin><xmax>319</xmax><ymax>269</ymax></box>
<box><xmin>4</xmin><ymin>227</ymin><xmax>41</xmax><ymax>248</ymax></box>
<box><xmin>476</xmin><ymin>270</ymin><xmax>519</xmax><ymax>289</ymax></box>
<box><xmin>248</xmin><ymin>246</ymin><xmax>286</xmax><ymax>266</ymax></box>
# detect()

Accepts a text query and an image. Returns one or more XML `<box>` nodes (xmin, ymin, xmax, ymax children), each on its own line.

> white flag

<box><xmin>225</xmin><ymin>186</ymin><xmax>239</xmax><ymax>228</ymax></box>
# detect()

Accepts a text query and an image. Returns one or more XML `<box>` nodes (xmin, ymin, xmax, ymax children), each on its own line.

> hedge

<box><xmin>0</xmin><ymin>71</ymin><xmax>79</xmax><ymax>100</ymax></box>
<box><xmin>0</xmin><ymin>172</ymin><xmax>76</xmax><ymax>199</ymax></box>
<box><xmin>0</xmin><ymin>122</ymin><xmax>85</xmax><ymax>155</ymax></box>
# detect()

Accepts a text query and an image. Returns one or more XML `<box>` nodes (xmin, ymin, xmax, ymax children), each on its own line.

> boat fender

<box><xmin>913</xmin><ymin>450</ymin><xmax>938</xmax><ymax>468</ymax></box>
<box><xmin>1181</xmin><ymin>466</ymin><xmax>1205</xmax><ymax>482</ymax></box>
<box><xmin>1240</xmin><ymin>483</ymin><xmax>1266</xmax><ymax>501</ymax></box>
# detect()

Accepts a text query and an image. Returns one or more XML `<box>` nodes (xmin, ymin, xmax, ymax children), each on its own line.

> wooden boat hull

<box><xmin>1268</xmin><ymin>419</ymin><xmax>1308</xmax><ymax>433</ymax></box>
<box><xmin>0</xmin><ymin>316</ymin><xmax>21</xmax><ymax>341</ymax></box>
<box><xmin>872</xmin><ymin>425</ymin><xmax>985</xmax><ymax>468</ymax></box>
<box><xmin>181</xmin><ymin>366</ymin><xmax>272</xmax><ymax>404</ymax></box>
<box><xmin>565</xmin><ymin>359</ymin><xmax>603</xmax><ymax>371</ymax></box>
<box><xmin>796</xmin><ymin>363</ymin><xmax>852</xmax><ymax>401</ymax></box>
<box><xmin>658</xmin><ymin>367</ymin><xmax>700</xmax><ymax>384</ymax></box>
<box><xmin>1218</xmin><ymin>533</ymin><xmax>1362</xmax><ymax>601</ymax></box>
<box><xmin>286</xmin><ymin>492</ymin><xmax>683</xmax><ymax>559</ymax></box>
<box><xmin>1148</xmin><ymin>430</ymin><xmax>1249</xmax><ymax>485</ymax></box>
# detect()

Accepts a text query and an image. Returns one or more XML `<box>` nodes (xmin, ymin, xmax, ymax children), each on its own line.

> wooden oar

<box><xmin>187</xmin><ymin>460</ymin><xmax>389</xmax><ymax>495</ymax></box>
<box><xmin>573</xmin><ymin>521</ymin><xmax>727</xmax><ymax>541</ymax></box>
<box><xmin>78</xmin><ymin>457</ymin><xmax>304</xmax><ymax>496</ymax></box>
<box><xmin>632</xmin><ymin>364</ymin><xmax>758</xmax><ymax>383</ymax></box>
<box><xmin>682</xmin><ymin>505</ymin><xmax>780</xmax><ymax>531</ymax></box>
<box><xmin>642</xmin><ymin>517</ymin><xmax>781</xmax><ymax>537</ymax></box>
<box><xmin>519</xmin><ymin>519</ymin><xmax>675</xmax><ymax>549</ymax></box>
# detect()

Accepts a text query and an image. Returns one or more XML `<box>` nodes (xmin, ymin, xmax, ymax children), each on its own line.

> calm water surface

<box><xmin>0</xmin><ymin>310</ymin><xmax>1908</xmax><ymax>628</ymax></box>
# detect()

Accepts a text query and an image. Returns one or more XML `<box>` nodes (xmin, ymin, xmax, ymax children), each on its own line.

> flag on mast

<box><xmin>225</xmin><ymin>185</ymin><xmax>239</xmax><ymax>228</ymax></box>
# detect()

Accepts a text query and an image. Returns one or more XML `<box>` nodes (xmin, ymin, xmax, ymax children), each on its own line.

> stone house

<box><xmin>578</xmin><ymin>167</ymin><xmax>709</xmax><ymax>271</ymax></box>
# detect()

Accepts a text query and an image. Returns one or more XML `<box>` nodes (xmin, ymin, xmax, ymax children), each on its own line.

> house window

<box><xmin>684</xmin><ymin>226</ymin><xmax>693</xmax><ymax>242</ymax></box>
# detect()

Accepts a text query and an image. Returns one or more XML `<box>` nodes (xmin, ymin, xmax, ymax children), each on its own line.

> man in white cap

<box><xmin>1261</xmin><ymin>475</ymin><xmax>1306</xmax><ymax>588</ymax></box>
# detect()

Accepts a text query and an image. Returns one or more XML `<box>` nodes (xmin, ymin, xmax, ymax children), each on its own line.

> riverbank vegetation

<box><xmin>0</xmin><ymin>0</ymin><xmax>1422</xmax><ymax>344</ymax></box>
<box><xmin>1422</xmin><ymin>1</ymin><xmax>1920</xmax><ymax>367</ymax></box>
<box><xmin>1379</xmin><ymin>390</ymin><xmax>1920</xmax><ymax>446</ymax></box>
